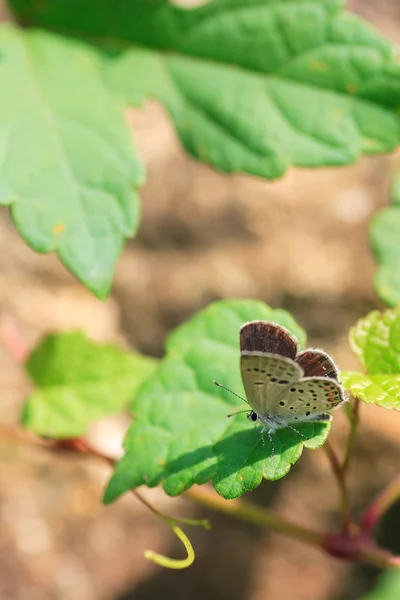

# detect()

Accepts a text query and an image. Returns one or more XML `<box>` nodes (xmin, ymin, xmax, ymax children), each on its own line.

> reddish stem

<box><xmin>360</xmin><ymin>474</ymin><xmax>400</xmax><ymax>536</ymax></box>
<box><xmin>324</xmin><ymin>442</ymin><xmax>351</xmax><ymax>535</ymax></box>
<box><xmin>323</xmin><ymin>532</ymin><xmax>397</xmax><ymax>568</ymax></box>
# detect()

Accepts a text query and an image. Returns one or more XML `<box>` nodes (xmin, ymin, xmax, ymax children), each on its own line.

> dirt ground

<box><xmin>1</xmin><ymin>2</ymin><xmax>400</xmax><ymax>600</ymax></box>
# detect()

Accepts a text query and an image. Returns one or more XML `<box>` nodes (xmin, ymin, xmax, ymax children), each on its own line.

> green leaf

<box><xmin>349</xmin><ymin>308</ymin><xmax>400</xmax><ymax>373</ymax></box>
<box><xmin>12</xmin><ymin>0</ymin><xmax>400</xmax><ymax>178</ymax></box>
<box><xmin>104</xmin><ymin>299</ymin><xmax>331</xmax><ymax>504</ymax></box>
<box><xmin>0</xmin><ymin>24</ymin><xmax>144</xmax><ymax>299</ymax></box>
<box><xmin>359</xmin><ymin>569</ymin><xmax>400</xmax><ymax>600</ymax></box>
<box><xmin>371</xmin><ymin>173</ymin><xmax>400</xmax><ymax>307</ymax></box>
<box><xmin>8</xmin><ymin>0</ymin><xmax>400</xmax><ymax>178</ymax></box>
<box><xmin>21</xmin><ymin>332</ymin><xmax>158</xmax><ymax>438</ymax></box>
<box><xmin>342</xmin><ymin>308</ymin><xmax>400</xmax><ymax>410</ymax></box>
<box><xmin>341</xmin><ymin>371</ymin><xmax>400</xmax><ymax>410</ymax></box>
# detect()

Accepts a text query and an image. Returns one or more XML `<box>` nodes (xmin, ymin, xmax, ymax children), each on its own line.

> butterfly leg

<box><xmin>267</xmin><ymin>429</ymin><xmax>275</xmax><ymax>456</ymax></box>
<box><xmin>287</xmin><ymin>424</ymin><xmax>306</xmax><ymax>439</ymax></box>
<box><xmin>260</xmin><ymin>426</ymin><xmax>266</xmax><ymax>448</ymax></box>
<box><xmin>261</xmin><ymin>426</ymin><xmax>275</xmax><ymax>455</ymax></box>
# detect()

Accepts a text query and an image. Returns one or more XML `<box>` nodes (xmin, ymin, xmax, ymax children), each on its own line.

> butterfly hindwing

<box><xmin>295</xmin><ymin>349</ymin><xmax>339</xmax><ymax>380</ymax></box>
<box><xmin>273</xmin><ymin>376</ymin><xmax>345</xmax><ymax>421</ymax></box>
<box><xmin>240</xmin><ymin>353</ymin><xmax>302</xmax><ymax>416</ymax></box>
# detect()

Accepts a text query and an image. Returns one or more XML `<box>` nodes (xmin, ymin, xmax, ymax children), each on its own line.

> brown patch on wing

<box><xmin>295</xmin><ymin>350</ymin><xmax>338</xmax><ymax>380</ymax></box>
<box><xmin>240</xmin><ymin>321</ymin><xmax>297</xmax><ymax>358</ymax></box>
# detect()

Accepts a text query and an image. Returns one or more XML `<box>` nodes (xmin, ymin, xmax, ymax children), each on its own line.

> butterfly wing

<box><xmin>240</xmin><ymin>321</ymin><xmax>301</xmax><ymax>415</ymax></box>
<box><xmin>240</xmin><ymin>321</ymin><xmax>297</xmax><ymax>358</ymax></box>
<box><xmin>272</xmin><ymin>376</ymin><xmax>345</xmax><ymax>423</ymax></box>
<box><xmin>239</xmin><ymin>321</ymin><xmax>345</xmax><ymax>424</ymax></box>
<box><xmin>240</xmin><ymin>353</ymin><xmax>302</xmax><ymax>415</ymax></box>
<box><xmin>295</xmin><ymin>349</ymin><xmax>339</xmax><ymax>380</ymax></box>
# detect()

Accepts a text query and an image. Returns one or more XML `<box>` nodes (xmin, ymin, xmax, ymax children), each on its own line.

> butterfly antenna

<box><xmin>226</xmin><ymin>409</ymin><xmax>251</xmax><ymax>419</ymax></box>
<box><xmin>213</xmin><ymin>380</ymin><xmax>248</xmax><ymax>404</ymax></box>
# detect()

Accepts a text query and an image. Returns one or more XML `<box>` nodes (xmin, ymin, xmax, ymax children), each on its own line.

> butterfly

<box><xmin>215</xmin><ymin>320</ymin><xmax>346</xmax><ymax>454</ymax></box>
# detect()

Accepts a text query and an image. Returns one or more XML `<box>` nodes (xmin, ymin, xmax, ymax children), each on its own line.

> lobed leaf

<box><xmin>0</xmin><ymin>25</ymin><xmax>144</xmax><ymax>298</ymax></box>
<box><xmin>343</xmin><ymin>308</ymin><xmax>400</xmax><ymax>410</ymax></box>
<box><xmin>104</xmin><ymin>299</ymin><xmax>331</xmax><ymax>504</ymax></box>
<box><xmin>21</xmin><ymin>332</ymin><xmax>158</xmax><ymax>438</ymax></box>
<box><xmin>370</xmin><ymin>173</ymin><xmax>400</xmax><ymax>307</ymax></box>
<box><xmin>349</xmin><ymin>308</ymin><xmax>400</xmax><ymax>374</ymax></box>
<box><xmin>9</xmin><ymin>0</ymin><xmax>400</xmax><ymax>180</ymax></box>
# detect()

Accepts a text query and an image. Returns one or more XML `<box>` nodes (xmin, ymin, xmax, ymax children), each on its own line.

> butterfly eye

<box><xmin>249</xmin><ymin>412</ymin><xmax>258</xmax><ymax>422</ymax></box>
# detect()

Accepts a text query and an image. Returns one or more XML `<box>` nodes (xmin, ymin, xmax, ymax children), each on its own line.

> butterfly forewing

<box><xmin>240</xmin><ymin>353</ymin><xmax>302</xmax><ymax>416</ymax></box>
<box><xmin>240</xmin><ymin>321</ymin><xmax>297</xmax><ymax>358</ymax></box>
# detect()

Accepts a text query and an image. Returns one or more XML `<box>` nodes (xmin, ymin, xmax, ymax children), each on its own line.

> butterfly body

<box><xmin>239</xmin><ymin>321</ymin><xmax>346</xmax><ymax>449</ymax></box>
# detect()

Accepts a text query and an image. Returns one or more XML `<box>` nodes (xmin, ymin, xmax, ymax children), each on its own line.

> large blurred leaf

<box><xmin>0</xmin><ymin>25</ymin><xmax>144</xmax><ymax>299</ymax></box>
<box><xmin>341</xmin><ymin>308</ymin><xmax>400</xmax><ymax>410</ymax></box>
<box><xmin>9</xmin><ymin>0</ymin><xmax>400</xmax><ymax>179</ymax></box>
<box><xmin>104</xmin><ymin>299</ymin><xmax>331</xmax><ymax>504</ymax></box>
<box><xmin>370</xmin><ymin>173</ymin><xmax>400</xmax><ymax>307</ymax></box>
<box><xmin>21</xmin><ymin>332</ymin><xmax>158</xmax><ymax>438</ymax></box>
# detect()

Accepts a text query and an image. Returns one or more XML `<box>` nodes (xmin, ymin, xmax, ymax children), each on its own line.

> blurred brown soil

<box><xmin>1</xmin><ymin>2</ymin><xmax>400</xmax><ymax>600</ymax></box>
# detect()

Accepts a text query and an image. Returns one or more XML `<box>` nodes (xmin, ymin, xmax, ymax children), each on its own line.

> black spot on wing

<box><xmin>295</xmin><ymin>350</ymin><xmax>338</xmax><ymax>380</ymax></box>
<box><xmin>240</xmin><ymin>321</ymin><xmax>297</xmax><ymax>358</ymax></box>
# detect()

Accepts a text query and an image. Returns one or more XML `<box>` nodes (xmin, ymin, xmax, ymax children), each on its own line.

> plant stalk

<box><xmin>186</xmin><ymin>484</ymin><xmax>326</xmax><ymax>548</ymax></box>
<box><xmin>324</xmin><ymin>441</ymin><xmax>351</xmax><ymax>535</ymax></box>
<box><xmin>360</xmin><ymin>474</ymin><xmax>400</xmax><ymax>536</ymax></box>
<box><xmin>342</xmin><ymin>397</ymin><xmax>360</xmax><ymax>473</ymax></box>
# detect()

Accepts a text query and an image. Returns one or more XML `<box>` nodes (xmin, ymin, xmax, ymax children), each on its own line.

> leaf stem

<box><xmin>186</xmin><ymin>485</ymin><xmax>400</xmax><ymax>570</ymax></box>
<box><xmin>185</xmin><ymin>484</ymin><xmax>325</xmax><ymax>548</ymax></box>
<box><xmin>360</xmin><ymin>474</ymin><xmax>400</xmax><ymax>537</ymax></box>
<box><xmin>342</xmin><ymin>397</ymin><xmax>360</xmax><ymax>473</ymax></box>
<box><xmin>324</xmin><ymin>441</ymin><xmax>351</xmax><ymax>535</ymax></box>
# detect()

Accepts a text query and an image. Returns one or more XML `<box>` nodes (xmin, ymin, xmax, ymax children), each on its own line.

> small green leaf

<box><xmin>343</xmin><ymin>308</ymin><xmax>400</xmax><ymax>410</ymax></box>
<box><xmin>349</xmin><ymin>308</ymin><xmax>400</xmax><ymax>373</ymax></box>
<box><xmin>104</xmin><ymin>299</ymin><xmax>331</xmax><ymax>504</ymax></box>
<box><xmin>370</xmin><ymin>173</ymin><xmax>400</xmax><ymax>307</ymax></box>
<box><xmin>8</xmin><ymin>0</ymin><xmax>400</xmax><ymax>178</ymax></box>
<box><xmin>341</xmin><ymin>371</ymin><xmax>400</xmax><ymax>410</ymax></box>
<box><xmin>0</xmin><ymin>25</ymin><xmax>144</xmax><ymax>298</ymax></box>
<box><xmin>21</xmin><ymin>332</ymin><xmax>158</xmax><ymax>438</ymax></box>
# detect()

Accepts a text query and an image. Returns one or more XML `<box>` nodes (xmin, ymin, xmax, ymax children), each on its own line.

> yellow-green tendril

<box><xmin>133</xmin><ymin>490</ymin><xmax>211</xmax><ymax>569</ymax></box>
<box><xmin>144</xmin><ymin>518</ymin><xmax>195</xmax><ymax>569</ymax></box>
